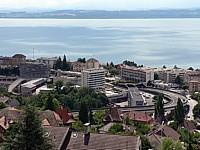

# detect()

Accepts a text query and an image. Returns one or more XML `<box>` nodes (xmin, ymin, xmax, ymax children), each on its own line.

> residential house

<box><xmin>148</xmin><ymin>125</ymin><xmax>180</xmax><ymax>147</ymax></box>
<box><xmin>128</xmin><ymin>110</ymin><xmax>154</xmax><ymax>125</ymax></box>
<box><xmin>56</xmin><ymin>107</ymin><xmax>76</xmax><ymax>125</ymax></box>
<box><xmin>102</xmin><ymin>105</ymin><xmax>123</xmax><ymax>123</ymax></box>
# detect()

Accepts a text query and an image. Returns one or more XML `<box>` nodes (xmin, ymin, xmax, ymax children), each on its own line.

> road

<box><xmin>186</xmin><ymin>97</ymin><xmax>198</xmax><ymax>120</ymax></box>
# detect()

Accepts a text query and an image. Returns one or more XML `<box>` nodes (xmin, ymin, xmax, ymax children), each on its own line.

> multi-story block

<box><xmin>0</xmin><ymin>54</ymin><xmax>26</xmax><ymax>68</ymax></box>
<box><xmin>81</xmin><ymin>69</ymin><xmax>105</xmax><ymax>92</ymax></box>
<box><xmin>119</xmin><ymin>65</ymin><xmax>154</xmax><ymax>83</ymax></box>
<box><xmin>162</xmin><ymin>69</ymin><xmax>187</xmax><ymax>83</ymax></box>
<box><xmin>19</xmin><ymin>62</ymin><xmax>50</xmax><ymax>79</ymax></box>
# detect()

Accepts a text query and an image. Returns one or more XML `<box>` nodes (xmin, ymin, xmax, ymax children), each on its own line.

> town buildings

<box><xmin>36</xmin><ymin>57</ymin><xmax>58</xmax><ymax>69</ymax></box>
<box><xmin>128</xmin><ymin>87</ymin><xmax>144</xmax><ymax>106</ymax></box>
<box><xmin>19</xmin><ymin>62</ymin><xmax>50</xmax><ymax>79</ymax></box>
<box><xmin>81</xmin><ymin>68</ymin><xmax>105</xmax><ymax>92</ymax></box>
<box><xmin>19</xmin><ymin>78</ymin><xmax>47</xmax><ymax>97</ymax></box>
<box><xmin>71</xmin><ymin>58</ymin><xmax>100</xmax><ymax>72</ymax></box>
<box><xmin>119</xmin><ymin>65</ymin><xmax>154</xmax><ymax>83</ymax></box>
<box><xmin>0</xmin><ymin>54</ymin><xmax>26</xmax><ymax>68</ymax></box>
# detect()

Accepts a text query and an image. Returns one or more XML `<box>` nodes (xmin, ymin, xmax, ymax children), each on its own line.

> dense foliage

<box><xmin>0</xmin><ymin>67</ymin><xmax>19</xmax><ymax>76</ymax></box>
<box><xmin>2</xmin><ymin>107</ymin><xmax>53</xmax><ymax>150</ymax></box>
<box><xmin>174</xmin><ymin>98</ymin><xmax>184</xmax><ymax>125</ymax></box>
<box><xmin>161</xmin><ymin>137</ymin><xmax>182</xmax><ymax>150</ymax></box>
<box><xmin>54</xmin><ymin>55</ymin><xmax>70</xmax><ymax>71</ymax></box>
<box><xmin>20</xmin><ymin>84</ymin><xmax>109</xmax><ymax>111</ymax></box>
<box><xmin>154</xmin><ymin>94</ymin><xmax>165</xmax><ymax>122</ymax></box>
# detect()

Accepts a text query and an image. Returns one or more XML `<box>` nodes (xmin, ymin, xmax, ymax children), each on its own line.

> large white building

<box><xmin>119</xmin><ymin>65</ymin><xmax>154</xmax><ymax>83</ymax></box>
<box><xmin>81</xmin><ymin>69</ymin><xmax>105</xmax><ymax>91</ymax></box>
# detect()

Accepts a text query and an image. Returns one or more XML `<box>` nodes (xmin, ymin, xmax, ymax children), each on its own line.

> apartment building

<box><xmin>119</xmin><ymin>65</ymin><xmax>154</xmax><ymax>83</ymax></box>
<box><xmin>153</xmin><ymin>68</ymin><xmax>188</xmax><ymax>83</ymax></box>
<box><xmin>81</xmin><ymin>69</ymin><xmax>105</xmax><ymax>91</ymax></box>
<box><xmin>185</xmin><ymin>70</ymin><xmax>200</xmax><ymax>94</ymax></box>
<box><xmin>162</xmin><ymin>69</ymin><xmax>187</xmax><ymax>83</ymax></box>
<box><xmin>0</xmin><ymin>54</ymin><xmax>26</xmax><ymax>68</ymax></box>
<box><xmin>71</xmin><ymin>61</ymin><xmax>86</xmax><ymax>72</ymax></box>
<box><xmin>86</xmin><ymin>58</ymin><xmax>100</xmax><ymax>69</ymax></box>
<box><xmin>19</xmin><ymin>62</ymin><xmax>50</xmax><ymax>79</ymax></box>
<box><xmin>36</xmin><ymin>57</ymin><xmax>58</xmax><ymax>69</ymax></box>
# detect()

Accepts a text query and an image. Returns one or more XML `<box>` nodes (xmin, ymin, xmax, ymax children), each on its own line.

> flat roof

<box><xmin>21</xmin><ymin>78</ymin><xmax>46</xmax><ymax>88</ymax></box>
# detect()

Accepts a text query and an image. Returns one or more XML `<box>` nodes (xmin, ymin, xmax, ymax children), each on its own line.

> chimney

<box><xmin>84</xmin><ymin>123</ymin><xmax>90</xmax><ymax>146</ymax></box>
<box><xmin>84</xmin><ymin>123</ymin><xmax>90</xmax><ymax>135</ymax></box>
<box><xmin>4</xmin><ymin>116</ymin><xmax>7</xmax><ymax>127</ymax></box>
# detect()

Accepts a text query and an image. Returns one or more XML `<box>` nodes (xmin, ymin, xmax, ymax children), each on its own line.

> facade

<box><xmin>154</xmin><ymin>68</ymin><xmax>187</xmax><ymax>83</ymax></box>
<box><xmin>184</xmin><ymin>70</ymin><xmax>200</xmax><ymax>94</ymax></box>
<box><xmin>72</xmin><ymin>61</ymin><xmax>86</xmax><ymax>72</ymax></box>
<box><xmin>128</xmin><ymin>87</ymin><xmax>144</xmax><ymax>106</ymax></box>
<box><xmin>36</xmin><ymin>57</ymin><xmax>58</xmax><ymax>69</ymax></box>
<box><xmin>19</xmin><ymin>78</ymin><xmax>47</xmax><ymax>97</ymax></box>
<box><xmin>128</xmin><ymin>111</ymin><xmax>154</xmax><ymax>124</ymax></box>
<box><xmin>119</xmin><ymin>65</ymin><xmax>154</xmax><ymax>83</ymax></box>
<box><xmin>19</xmin><ymin>62</ymin><xmax>50</xmax><ymax>79</ymax></box>
<box><xmin>86</xmin><ymin>58</ymin><xmax>100</xmax><ymax>69</ymax></box>
<box><xmin>189</xmin><ymin>80</ymin><xmax>200</xmax><ymax>94</ymax></box>
<box><xmin>81</xmin><ymin>68</ymin><xmax>105</xmax><ymax>91</ymax></box>
<box><xmin>53</xmin><ymin>76</ymin><xmax>81</xmax><ymax>85</ymax></box>
<box><xmin>0</xmin><ymin>54</ymin><xmax>26</xmax><ymax>68</ymax></box>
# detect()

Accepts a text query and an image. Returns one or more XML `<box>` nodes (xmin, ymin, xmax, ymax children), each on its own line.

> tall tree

<box><xmin>79</xmin><ymin>101</ymin><xmax>88</xmax><ymax>124</ymax></box>
<box><xmin>176</xmin><ymin>98</ymin><xmax>184</xmax><ymax>125</ymax></box>
<box><xmin>54</xmin><ymin>56</ymin><xmax>62</xmax><ymax>70</ymax></box>
<box><xmin>175</xmin><ymin>75</ymin><xmax>184</xmax><ymax>85</ymax></box>
<box><xmin>154</xmin><ymin>72</ymin><xmax>159</xmax><ymax>80</ymax></box>
<box><xmin>62</xmin><ymin>54</ymin><xmax>69</xmax><ymax>71</ymax></box>
<box><xmin>2</xmin><ymin>107</ymin><xmax>53</xmax><ymax>150</ymax></box>
<box><xmin>44</xmin><ymin>94</ymin><xmax>59</xmax><ymax>111</ymax></box>
<box><xmin>154</xmin><ymin>94</ymin><xmax>165</xmax><ymax>122</ymax></box>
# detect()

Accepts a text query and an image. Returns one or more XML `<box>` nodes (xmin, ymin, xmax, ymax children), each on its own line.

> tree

<box><xmin>163</xmin><ymin>65</ymin><xmax>167</xmax><ymax>69</ymax></box>
<box><xmin>54</xmin><ymin>56</ymin><xmax>62</xmax><ymax>70</ymax></box>
<box><xmin>55</xmin><ymin>80</ymin><xmax>64</xmax><ymax>91</ymax></box>
<box><xmin>2</xmin><ymin>107</ymin><xmax>53</xmax><ymax>150</ymax></box>
<box><xmin>0</xmin><ymin>102</ymin><xmax>6</xmax><ymax>109</ymax></box>
<box><xmin>161</xmin><ymin>137</ymin><xmax>174</xmax><ymax>150</ymax></box>
<box><xmin>175</xmin><ymin>75</ymin><xmax>184</xmax><ymax>85</ymax></box>
<box><xmin>154</xmin><ymin>94</ymin><xmax>165</xmax><ymax>122</ymax></box>
<box><xmin>141</xmin><ymin>135</ymin><xmax>152</xmax><ymax>150</ymax></box>
<box><xmin>175</xmin><ymin>98</ymin><xmax>184</xmax><ymax>125</ymax></box>
<box><xmin>79</xmin><ymin>101</ymin><xmax>88</xmax><ymax>124</ymax></box>
<box><xmin>62</xmin><ymin>54</ymin><xmax>70</xmax><ymax>71</ymax></box>
<box><xmin>188</xmin><ymin>67</ymin><xmax>194</xmax><ymax>71</ymax></box>
<box><xmin>110</xmin><ymin>62</ymin><xmax>114</xmax><ymax>67</ymax></box>
<box><xmin>108</xmin><ymin>124</ymin><xmax>124</xmax><ymax>134</ymax></box>
<box><xmin>154</xmin><ymin>72</ymin><xmax>159</xmax><ymax>80</ymax></box>
<box><xmin>44</xmin><ymin>94</ymin><xmax>59</xmax><ymax>111</ymax></box>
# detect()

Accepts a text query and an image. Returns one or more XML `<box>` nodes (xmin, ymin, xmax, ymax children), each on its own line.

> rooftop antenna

<box><xmin>32</xmin><ymin>48</ymin><xmax>41</xmax><ymax>60</ymax></box>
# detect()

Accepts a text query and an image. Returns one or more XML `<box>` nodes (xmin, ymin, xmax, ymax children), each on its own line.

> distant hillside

<box><xmin>0</xmin><ymin>9</ymin><xmax>200</xmax><ymax>19</ymax></box>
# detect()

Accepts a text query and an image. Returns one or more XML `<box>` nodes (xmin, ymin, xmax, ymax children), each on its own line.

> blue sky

<box><xmin>0</xmin><ymin>0</ymin><xmax>200</xmax><ymax>10</ymax></box>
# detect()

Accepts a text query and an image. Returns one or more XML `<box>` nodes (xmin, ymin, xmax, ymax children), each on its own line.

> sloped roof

<box><xmin>5</xmin><ymin>99</ymin><xmax>20</xmax><ymax>107</ymax></box>
<box><xmin>0</xmin><ymin>108</ymin><xmax>23</xmax><ymax>120</ymax></box>
<box><xmin>67</xmin><ymin>132</ymin><xmax>140</xmax><ymax>150</ymax></box>
<box><xmin>39</xmin><ymin>110</ymin><xmax>62</xmax><ymax>126</ymax></box>
<box><xmin>102</xmin><ymin>106</ymin><xmax>122</xmax><ymax>122</ymax></box>
<box><xmin>128</xmin><ymin>111</ymin><xmax>153</xmax><ymax>123</ymax></box>
<box><xmin>43</xmin><ymin>126</ymin><xmax>69</xmax><ymax>150</ymax></box>
<box><xmin>155</xmin><ymin>125</ymin><xmax>180</xmax><ymax>141</ymax></box>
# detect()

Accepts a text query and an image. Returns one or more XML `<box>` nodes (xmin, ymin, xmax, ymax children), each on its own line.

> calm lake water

<box><xmin>0</xmin><ymin>18</ymin><xmax>200</xmax><ymax>68</ymax></box>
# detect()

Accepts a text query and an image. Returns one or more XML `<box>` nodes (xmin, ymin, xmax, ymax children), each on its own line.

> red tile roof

<box><xmin>128</xmin><ymin>111</ymin><xmax>153</xmax><ymax>124</ymax></box>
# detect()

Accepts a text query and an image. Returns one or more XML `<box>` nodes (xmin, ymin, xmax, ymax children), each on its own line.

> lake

<box><xmin>0</xmin><ymin>18</ymin><xmax>200</xmax><ymax>68</ymax></box>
